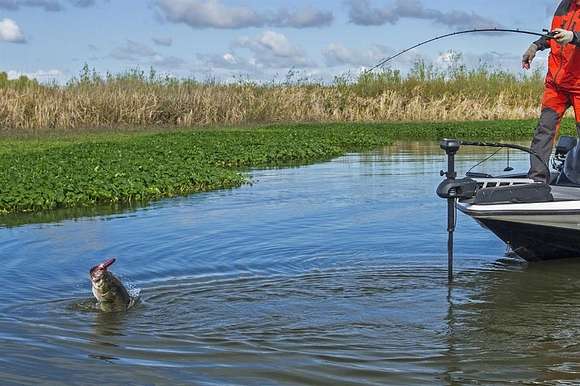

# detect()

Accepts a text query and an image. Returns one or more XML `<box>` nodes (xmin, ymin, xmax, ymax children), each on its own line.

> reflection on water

<box><xmin>448</xmin><ymin>260</ymin><xmax>580</xmax><ymax>384</ymax></box>
<box><xmin>2</xmin><ymin>141</ymin><xmax>579</xmax><ymax>384</ymax></box>
<box><xmin>0</xmin><ymin>201</ymin><xmax>146</xmax><ymax>229</ymax></box>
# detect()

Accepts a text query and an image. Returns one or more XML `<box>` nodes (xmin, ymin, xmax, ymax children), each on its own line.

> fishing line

<box><xmin>461</xmin><ymin>141</ymin><xmax>550</xmax><ymax>183</ymax></box>
<box><xmin>467</xmin><ymin>148</ymin><xmax>503</xmax><ymax>175</ymax></box>
<box><xmin>367</xmin><ymin>28</ymin><xmax>554</xmax><ymax>72</ymax></box>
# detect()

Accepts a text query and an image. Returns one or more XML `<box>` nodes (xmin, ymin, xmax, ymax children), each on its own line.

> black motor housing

<box><xmin>437</xmin><ymin>178</ymin><xmax>478</xmax><ymax>199</ymax></box>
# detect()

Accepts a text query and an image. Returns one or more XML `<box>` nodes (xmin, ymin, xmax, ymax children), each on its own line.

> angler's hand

<box><xmin>522</xmin><ymin>43</ymin><xmax>538</xmax><ymax>70</ymax></box>
<box><xmin>553</xmin><ymin>28</ymin><xmax>574</xmax><ymax>45</ymax></box>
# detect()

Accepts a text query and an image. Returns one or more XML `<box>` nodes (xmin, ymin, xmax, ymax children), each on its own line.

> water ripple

<box><xmin>1</xmin><ymin>144</ymin><xmax>579</xmax><ymax>384</ymax></box>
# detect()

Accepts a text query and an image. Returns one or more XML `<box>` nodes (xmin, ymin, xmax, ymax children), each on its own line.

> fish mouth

<box><xmin>90</xmin><ymin>258</ymin><xmax>116</xmax><ymax>282</ymax></box>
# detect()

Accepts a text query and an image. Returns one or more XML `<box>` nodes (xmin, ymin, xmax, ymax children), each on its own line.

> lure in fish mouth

<box><xmin>90</xmin><ymin>258</ymin><xmax>131</xmax><ymax>312</ymax></box>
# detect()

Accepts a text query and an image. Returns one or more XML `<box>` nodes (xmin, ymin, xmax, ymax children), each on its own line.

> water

<box><xmin>2</xmin><ymin>142</ymin><xmax>580</xmax><ymax>385</ymax></box>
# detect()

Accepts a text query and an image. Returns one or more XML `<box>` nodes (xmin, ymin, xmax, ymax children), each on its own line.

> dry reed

<box><xmin>0</xmin><ymin>63</ymin><xmax>551</xmax><ymax>134</ymax></box>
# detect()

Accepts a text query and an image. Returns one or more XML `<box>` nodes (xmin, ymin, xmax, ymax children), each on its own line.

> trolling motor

<box><xmin>437</xmin><ymin>140</ymin><xmax>478</xmax><ymax>283</ymax></box>
<box><xmin>437</xmin><ymin>139</ymin><xmax>552</xmax><ymax>282</ymax></box>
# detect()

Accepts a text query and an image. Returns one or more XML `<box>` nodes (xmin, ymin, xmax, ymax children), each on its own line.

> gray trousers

<box><xmin>529</xmin><ymin>108</ymin><xmax>580</xmax><ymax>182</ymax></box>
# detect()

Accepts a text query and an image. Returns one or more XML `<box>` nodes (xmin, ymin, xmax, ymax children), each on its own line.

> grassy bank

<box><xmin>2</xmin><ymin>120</ymin><xmax>577</xmax><ymax>215</ymax></box>
<box><xmin>0</xmin><ymin>64</ymin><xmax>549</xmax><ymax>135</ymax></box>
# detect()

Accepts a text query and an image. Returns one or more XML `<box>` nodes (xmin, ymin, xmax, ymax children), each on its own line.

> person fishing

<box><xmin>522</xmin><ymin>0</ymin><xmax>580</xmax><ymax>182</ymax></box>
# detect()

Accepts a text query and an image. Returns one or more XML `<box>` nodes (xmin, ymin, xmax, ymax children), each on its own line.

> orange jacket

<box><xmin>536</xmin><ymin>0</ymin><xmax>580</xmax><ymax>92</ymax></box>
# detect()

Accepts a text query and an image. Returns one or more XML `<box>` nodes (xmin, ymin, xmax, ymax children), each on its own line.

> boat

<box><xmin>437</xmin><ymin>136</ymin><xmax>580</xmax><ymax>262</ymax></box>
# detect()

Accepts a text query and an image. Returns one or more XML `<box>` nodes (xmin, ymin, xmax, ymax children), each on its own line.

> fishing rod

<box><xmin>367</xmin><ymin>28</ymin><xmax>556</xmax><ymax>72</ymax></box>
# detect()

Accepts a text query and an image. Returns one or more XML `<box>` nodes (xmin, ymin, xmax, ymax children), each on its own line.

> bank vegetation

<box><xmin>0</xmin><ymin>63</ymin><xmax>547</xmax><ymax>135</ymax></box>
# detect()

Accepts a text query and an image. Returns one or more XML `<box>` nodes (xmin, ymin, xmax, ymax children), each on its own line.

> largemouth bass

<box><xmin>90</xmin><ymin>258</ymin><xmax>131</xmax><ymax>312</ymax></box>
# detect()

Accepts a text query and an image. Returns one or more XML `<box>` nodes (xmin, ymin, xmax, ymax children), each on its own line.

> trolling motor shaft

<box><xmin>437</xmin><ymin>140</ymin><xmax>478</xmax><ymax>283</ymax></box>
<box><xmin>440</xmin><ymin>140</ymin><xmax>459</xmax><ymax>283</ymax></box>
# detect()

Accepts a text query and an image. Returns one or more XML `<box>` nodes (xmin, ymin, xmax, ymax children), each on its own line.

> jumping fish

<box><xmin>89</xmin><ymin>258</ymin><xmax>131</xmax><ymax>312</ymax></box>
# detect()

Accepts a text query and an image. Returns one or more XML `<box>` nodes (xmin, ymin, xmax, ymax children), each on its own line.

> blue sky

<box><xmin>0</xmin><ymin>0</ymin><xmax>558</xmax><ymax>82</ymax></box>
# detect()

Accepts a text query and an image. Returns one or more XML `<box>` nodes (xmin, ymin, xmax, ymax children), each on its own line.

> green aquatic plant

<box><xmin>1</xmin><ymin>120</ymin><xmax>573</xmax><ymax>215</ymax></box>
<box><xmin>0</xmin><ymin>124</ymin><xmax>391</xmax><ymax>214</ymax></box>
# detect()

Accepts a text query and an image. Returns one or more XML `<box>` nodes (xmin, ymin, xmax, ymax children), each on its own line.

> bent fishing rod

<box><xmin>367</xmin><ymin>28</ymin><xmax>556</xmax><ymax>72</ymax></box>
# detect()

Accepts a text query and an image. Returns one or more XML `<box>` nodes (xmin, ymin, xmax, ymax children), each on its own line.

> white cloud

<box><xmin>346</xmin><ymin>0</ymin><xmax>501</xmax><ymax>29</ymax></box>
<box><xmin>156</xmin><ymin>0</ymin><xmax>333</xmax><ymax>29</ymax></box>
<box><xmin>152</xmin><ymin>36</ymin><xmax>173</xmax><ymax>47</ymax></box>
<box><xmin>470</xmin><ymin>51</ymin><xmax>537</xmax><ymax>71</ymax></box>
<box><xmin>323</xmin><ymin>43</ymin><xmax>391</xmax><ymax>67</ymax></box>
<box><xmin>234</xmin><ymin>31</ymin><xmax>313</xmax><ymax>68</ymax></box>
<box><xmin>152</xmin><ymin>55</ymin><xmax>186</xmax><ymax>69</ymax></box>
<box><xmin>0</xmin><ymin>18</ymin><xmax>26</xmax><ymax>43</ymax></box>
<box><xmin>270</xmin><ymin>7</ymin><xmax>333</xmax><ymax>28</ymax></box>
<box><xmin>7</xmin><ymin>69</ymin><xmax>64</xmax><ymax>81</ymax></box>
<box><xmin>69</xmin><ymin>0</ymin><xmax>95</xmax><ymax>7</ymax></box>
<box><xmin>0</xmin><ymin>0</ymin><xmax>62</xmax><ymax>11</ymax></box>
<box><xmin>109</xmin><ymin>40</ymin><xmax>187</xmax><ymax>70</ymax></box>
<box><xmin>222</xmin><ymin>53</ymin><xmax>235</xmax><ymax>64</ymax></box>
<box><xmin>196</xmin><ymin>32</ymin><xmax>314</xmax><ymax>79</ymax></box>
<box><xmin>110</xmin><ymin>40</ymin><xmax>157</xmax><ymax>61</ymax></box>
<box><xmin>436</xmin><ymin>50</ymin><xmax>461</xmax><ymax>66</ymax></box>
<box><xmin>158</xmin><ymin>0</ymin><xmax>258</xmax><ymax>29</ymax></box>
<box><xmin>197</xmin><ymin>52</ymin><xmax>256</xmax><ymax>71</ymax></box>
<box><xmin>431</xmin><ymin>49</ymin><xmax>548</xmax><ymax>76</ymax></box>
<box><xmin>347</xmin><ymin>0</ymin><xmax>397</xmax><ymax>26</ymax></box>
<box><xmin>237</xmin><ymin>31</ymin><xmax>299</xmax><ymax>58</ymax></box>
<box><xmin>0</xmin><ymin>0</ymin><xmax>104</xmax><ymax>11</ymax></box>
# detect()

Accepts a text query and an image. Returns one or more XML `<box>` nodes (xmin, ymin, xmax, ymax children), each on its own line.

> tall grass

<box><xmin>0</xmin><ymin>62</ymin><xmax>548</xmax><ymax>135</ymax></box>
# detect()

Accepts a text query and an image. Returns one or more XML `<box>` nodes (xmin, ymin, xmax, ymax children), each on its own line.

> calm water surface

<box><xmin>2</xmin><ymin>142</ymin><xmax>580</xmax><ymax>385</ymax></box>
